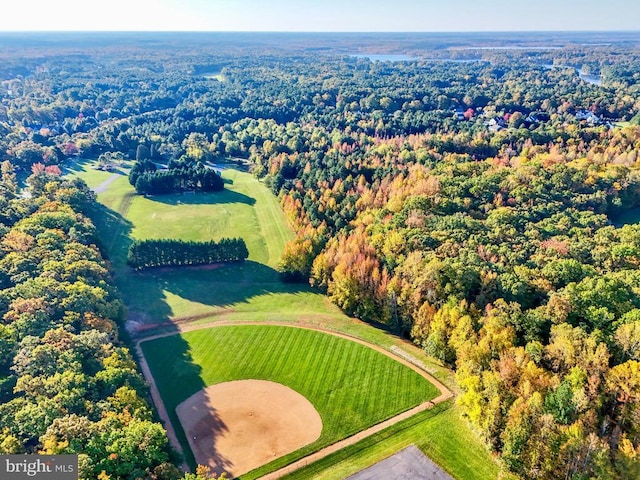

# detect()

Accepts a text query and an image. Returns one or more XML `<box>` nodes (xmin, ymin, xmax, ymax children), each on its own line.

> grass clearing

<box><xmin>84</xmin><ymin>167</ymin><xmax>297</xmax><ymax>322</ymax></box>
<box><xmin>66</xmin><ymin>159</ymin><xmax>504</xmax><ymax>479</ymax></box>
<box><xmin>141</xmin><ymin>325</ymin><xmax>439</xmax><ymax>477</ymax></box>
<box><xmin>62</xmin><ymin>157</ymin><xmax>130</xmax><ymax>188</ymax></box>
<box><xmin>103</xmin><ymin>168</ymin><xmax>287</xmax><ymax>266</ymax></box>
<box><xmin>284</xmin><ymin>401</ymin><xmax>512</xmax><ymax>480</ymax></box>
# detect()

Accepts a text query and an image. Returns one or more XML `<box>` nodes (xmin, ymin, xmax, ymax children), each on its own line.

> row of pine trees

<box><xmin>127</xmin><ymin>238</ymin><xmax>248</xmax><ymax>270</ymax></box>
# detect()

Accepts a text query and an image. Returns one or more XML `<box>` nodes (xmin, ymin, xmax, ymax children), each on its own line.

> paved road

<box><xmin>93</xmin><ymin>173</ymin><xmax>121</xmax><ymax>193</ymax></box>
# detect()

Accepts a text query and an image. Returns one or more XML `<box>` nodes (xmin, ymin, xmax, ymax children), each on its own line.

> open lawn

<box><xmin>67</xmin><ymin>158</ymin><xmax>506</xmax><ymax>479</ymax></box>
<box><xmin>141</xmin><ymin>325</ymin><xmax>440</xmax><ymax>477</ymax></box>
<box><xmin>79</xmin><ymin>165</ymin><xmax>300</xmax><ymax>324</ymax></box>
<box><xmin>62</xmin><ymin>156</ymin><xmax>130</xmax><ymax>188</ymax></box>
<box><xmin>284</xmin><ymin>401</ymin><xmax>513</xmax><ymax>480</ymax></box>
<box><xmin>124</xmin><ymin>168</ymin><xmax>290</xmax><ymax>267</ymax></box>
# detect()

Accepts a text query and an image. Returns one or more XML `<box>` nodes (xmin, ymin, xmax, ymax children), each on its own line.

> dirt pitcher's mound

<box><xmin>176</xmin><ymin>380</ymin><xmax>323</xmax><ymax>477</ymax></box>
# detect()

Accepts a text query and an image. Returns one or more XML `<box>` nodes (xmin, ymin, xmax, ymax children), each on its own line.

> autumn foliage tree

<box><xmin>0</xmin><ymin>172</ymin><xmax>177</xmax><ymax>479</ymax></box>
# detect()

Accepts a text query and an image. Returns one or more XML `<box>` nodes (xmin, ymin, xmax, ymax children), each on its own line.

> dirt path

<box><xmin>93</xmin><ymin>173</ymin><xmax>121</xmax><ymax>193</ymax></box>
<box><xmin>261</xmin><ymin>393</ymin><xmax>452</xmax><ymax>480</ymax></box>
<box><xmin>135</xmin><ymin>321</ymin><xmax>453</xmax><ymax>478</ymax></box>
<box><xmin>134</xmin><ymin>340</ymin><xmax>190</xmax><ymax>471</ymax></box>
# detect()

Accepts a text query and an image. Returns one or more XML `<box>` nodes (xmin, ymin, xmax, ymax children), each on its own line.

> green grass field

<box><xmin>75</xmin><ymin>165</ymin><xmax>289</xmax><ymax>264</ymax></box>
<box><xmin>67</xmin><ymin>158</ymin><xmax>508</xmax><ymax>479</ymax></box>
<box><xmin>141</xmin><ymin>325</ymin><xmax>439</xmax><ymax>477</ymax></box>
<box><xmin>124</xmin><ymin>170</ymin><xmax>286</xmax><ymax>266</ymax></box>
<box><xmin>72</xmin><ymin>164</ymin><xmax>306</xmax><ymax>323</ymax></box>
<box><xmin>284</xmin><ymin>401</ymin><xmax>511</xmax><ymax>480</ymax></box>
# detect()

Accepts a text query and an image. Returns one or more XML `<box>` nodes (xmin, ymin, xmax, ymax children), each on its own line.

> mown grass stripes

<box><xmin>141</xmin><ymin>325</ymin><xmax>439</xmax><ymax>476</ymax></box>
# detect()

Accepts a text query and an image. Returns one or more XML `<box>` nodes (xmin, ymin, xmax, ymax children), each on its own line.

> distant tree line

<box><xmin>127</xmin><ymin>238</ymin><xmax>248</xmax><ymax>270</ymax></box>
<box><xmin>128</xmin><ymin>158</ymin><xmax>224</xmax><ymax>195</ymax></box>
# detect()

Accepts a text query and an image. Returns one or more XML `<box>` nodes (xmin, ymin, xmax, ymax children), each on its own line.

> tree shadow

<box><xmin>610</xmin><ymin>206</ymin><xmax>640</xmax><ymax>227</ymax></box>
<box><xmin>179</xmin><ymin>392</ymin><xmax>235</xmax><ymax>476</ymax></box>
<box><xmin>88</xmin><ymin>202</ymin><xmax>174</xmax><ymax>331</ymax></box>
<box><xmin>60</xmin><ymin>156</ymin><xmax>95</xmax><ymax>174</ymax></box>
<box><xmin>89</xmin><ymin>198</ymin><xmax>303</xmax><ymax>332</ymax></box>
<box><xmin>145</xmin><ymin>188</ymin><xmax>256</xmax><ymax>206</ymax></box>
<box><xmin>140</xmin><ymin>334</ymin><xmax>208</xmax><ymax>470</ymax></box>
<box><xmin>89</xmin><ymin>202</ymin><xmax>133</xmax><ymax>265</ymax></box>
<box><xmin>98</xmin><ymin>166</ymin><xmax>127</xmax><ymax>176</ymax></box>
<box><xmin>129</xmin><ymin>261</ymin><xmax>309</xmax><ymax>316</ymax></box>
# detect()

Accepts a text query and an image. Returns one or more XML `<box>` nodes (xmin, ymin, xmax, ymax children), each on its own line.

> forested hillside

<box><xmin>0</xmin><ymin>168</ymin><xmax>180</xmax><ymax>478</ymax></box>
<box><xmin>0</xmin><ymin>32</ymin><xmax>639</xmax><ymax>479</ymax></box>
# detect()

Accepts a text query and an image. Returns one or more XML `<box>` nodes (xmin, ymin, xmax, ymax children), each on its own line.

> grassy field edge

<box><xmin>140</xmin><ymin>324</ymin><xmax>441</xmax><ymax>476</ymax></box>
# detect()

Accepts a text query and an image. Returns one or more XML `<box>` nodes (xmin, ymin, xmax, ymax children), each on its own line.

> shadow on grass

<box><xmin>89</xmin><ymin>201</ymin><xmax>172</xmax><ymax>328</ymax></box>
<box><xmin>89</xmin><ymin>202</ymin><xmax>133</xmax><ymax>265</ymax></box>
<box><xmin>90</xmin><ymin>199</ymin><xmax>307</xmax><ymax>327</ymax></box>
<box><xmin>127</xmin><ymin>260</ymin><xmax>309</xmax><ymax>317</ymax></box>
<box><xmin>141</xmin><ymin>334</ymin><xmax>207</xmax><ymax>469</ymax></box>
<box><xmin>62</xmin><ymin>156</ymin><xmax>128</xmax><ymax>179</ymax></box>
<box><xmin>147</xmin><ymin>188</ymin><xmax>255</xmax><ymax>206</ymax></box>
<box><xmin>60</xmin><ymin>156</ymin><xmax>96</xmax><ymax>174</ymax></box>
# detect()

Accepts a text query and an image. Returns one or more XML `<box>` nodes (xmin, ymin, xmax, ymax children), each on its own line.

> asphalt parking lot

<box><xmin>347</xmin><ymin>445</ymin><xmax>454</xmax><ymax>480</ymax></box>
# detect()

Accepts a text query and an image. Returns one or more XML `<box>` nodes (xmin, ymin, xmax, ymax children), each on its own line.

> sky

<box><xmin>0</xmin><ymin>0</ymin><xmax>637</xmax><ymax>32</ymax></box>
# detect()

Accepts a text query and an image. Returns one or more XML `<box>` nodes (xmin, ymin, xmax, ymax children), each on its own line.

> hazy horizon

<box><xmin>1</xmin><ymin>0</ymin><xmax>638</xmax><ymax>33</ymax></box>
<box><xmin>1</xmin><ymin>29</ymin><xmax>639</xmax><ymax>33</ymax></box>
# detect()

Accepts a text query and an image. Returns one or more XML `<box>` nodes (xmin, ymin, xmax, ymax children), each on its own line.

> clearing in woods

<box><xmin>70</xmin><ymin>160</ymin><xmax>506</xmax><ymax>479</ymax></box>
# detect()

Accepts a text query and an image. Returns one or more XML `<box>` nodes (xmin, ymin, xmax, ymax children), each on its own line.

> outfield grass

<box><xmin>141</xmin><ymin>325</ymin><xmax>439</xmax><ymax>476</ymax></box>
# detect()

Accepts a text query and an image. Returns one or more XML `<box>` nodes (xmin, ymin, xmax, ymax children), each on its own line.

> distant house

<box><xmin>576</xmin><ymin>110</ymin><xmax>602</xmax><ymax>124</ymax></box>
<box><xmin>487</xmin><ymin>117</ymin><xmax>507</xmax><ymax>132</ymax></box>
<box><xmin>453</xmin><ymin>106</ymin><xmax>465</xmax><ymax>120</ymax></box>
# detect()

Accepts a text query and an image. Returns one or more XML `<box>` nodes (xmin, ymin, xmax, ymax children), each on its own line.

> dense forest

<box><xmin>1</xmin><ymin>31</ymin><xmax>640</xmax><ymax>479</ymax></box>
<box><xmin>0</xmin><ymin>168</ymin><xmax>181</xmax><ymax>478</ymax></box>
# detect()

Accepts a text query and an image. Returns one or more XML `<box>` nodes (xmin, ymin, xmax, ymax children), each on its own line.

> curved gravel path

<box><xmin>135</xmin><ymin>321</ymin><xmax>453</xmax><ymax>478</ymax></box>
<box><xmin>93</xmin><ymin>173</ymin><xmax>121</xmax><ymax>193</ymax></box>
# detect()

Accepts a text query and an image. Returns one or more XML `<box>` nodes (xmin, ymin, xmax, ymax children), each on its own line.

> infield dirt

<box><xmin>176</xmin><ymin>380</ymin><xmax>323</xmax><ymax>477</ymax></box>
